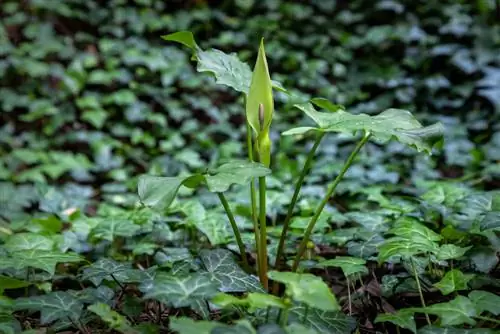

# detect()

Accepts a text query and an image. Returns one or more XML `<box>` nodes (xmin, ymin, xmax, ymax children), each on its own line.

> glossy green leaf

<box><xmin>162</xmin><ymin>31</ymin><xmax>198</xmax><ymax>50</ymax></box>
<box><xmin>81</xmin><ymin>258</ymin><xmax>143</xmax><ymax>286</ymax></box>
<box><xmin>200</xmin><ymin>249</ymin><xmax>262</xmax><ymax>292</ymax></box>
<box><xmin>88</xmin><ymin>303</ymin><xmax>136</xmax><ymax>334</ymax></box>
<box><xmin>378</xmin><ymin>237</ymin><xmax>437</xmax><ymax>263</ymax></box>
<box><xmin>140</xmin><ymin>272</ymin><xmax>218</xmax><ymax>312</ymax></box>
<box><xmin>315</xmin><ymin>256</ymin><xmax>368</xmax><ymax>277</ymax></box>
<box><xmin>436</xmin><ymin>244</ymin><xmax>472</xmax><ymax>260</ymax></box>
<box><xmin>415</xmin><ymin>296</ymin><xmax>477</xmax><ymax>326</ymax></box>
<box><xmin>469</xmin><ymin>290</ymin><xmax>500</xmax><ymax>316</ymax></box>
<box><xmin>375</xmin><ymin>309</ymin><xmax>417</xmax><ymax>334</ymax></box>
<box><xmin>204</xmin><ymin>160</ymin><xmax>271</xmax><ymax>193</ymax></box>
<box><xmin>211</xmin><ymin>292</ymin><xmax>285</xmax><ymax>312</ymax></box>
<box><xmin>169</xmin><ymin>317</ymin><xmax>221</xmax><ymax>334</ymax></box>
<box><xmin>4</xmin><ymin>233</ymin><xmax>54</xmax><ymax>252</ymax></box>
<box><xmin>14</xmin><ymin>291</ymin><xmax>83</xmax><ymax>324</ymax></box>
<box><xmin>288</xmin><ymin>305</ymin><xmax>356</xmax><ymax>334</ymax></box>
<box><xmin>90</xmin><ymin>217</ymin><xmax>141</xmax><ymax>241</ymax></box>
<box><xmin>0</xmin><ymin>275</ymin><xmax>31</xmax><ymax>292</ymax></box>
<box><xmin>268</xmin><ymin>271</ymin><xmax>339</xmax><ymax>311</ymax></box>
<box><xmin>138</xmin><ymin>175</ymin><xmax>201</xmax><ymax>211</ymax></box>
<box><xmin>285</xmin><ymin>102</ymin><xmax>444</xmax><ymax>153</ymax></box>
<box><xmin>0</xmin><ymin>250</ymin><xmax>83</xmax><ymax>275</ymax></box>
<box><xmin>434</xmin><ymin>269</ymin><xmax>474</xmax><ymax>295</ymax></box>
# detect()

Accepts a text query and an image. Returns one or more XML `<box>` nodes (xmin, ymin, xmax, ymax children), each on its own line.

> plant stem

<box><xmin>291</xmin><ymin>133</ymin><xmax>371</xmax><ymax>271</ymax></box>
<box><xmin>217</xmin><ymin>192</ymin><xmax>250</xmax><ymax>271</ymax></box>
<box><xmin>259</xmin><ymin>176</ymin><xmax>268</xmax><ymax>290</ymax></box>
<box><xmin>475</xmin><ymin>315</ymin><xmax>500</xmax><ymax>325</ymax></box>
<box><xmin>110</xmin><ymin>273</ymin><xmax>125</xmax><ymax>291</ymax></box>
<box><xmin>274</xmin><ymin>133</ymin><xmax>325</xmax><ymax>271</ymax></box>
<box><xmin>347</xmin><ymin>277</ymin><xmax>352</xmax><ymax>315</ymax></box>
<box><xmin>411</xmin><ymin>257</ymin><xmax>431</xmax><ymax>325</ymax></box>
<box><xmin>279</xmin><ymin>307</ymin><xmax>289</xmax><ymax>327</ymax></box>
<box><xmin>247</xmin><ymin>121</ymin><xmax>261</xmax><ymax>274</ymax></box>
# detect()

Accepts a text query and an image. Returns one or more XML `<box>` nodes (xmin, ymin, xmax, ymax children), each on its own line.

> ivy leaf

<box><xmin>288</xmin><ymin>305</ymin><xmax>356</xmax><ymax>334</ymax></box>
<box><xmin>88</xmin><ymin>303</ymin><xmax>136</xmax><ymax>334</ymax></box>
<box><xmin>315</xmin><ymin>256</ymin><xmax>368</xmax><ymax>277</ymax></box>
<box><xmin>374</xmin><ymin>310</ymin><xmax>417</xmax><ymax>334</ymax></box>
<box><xmin>434</xmin><ymin>269</ymin><xmax>474</xmax><ymax>295</ymax></box>
<box><xmin>418</xmin><ymin>326</ymin><xmax>498</xmax><ymax>334</ymax></box>
<box><xmin>0</xmin><ymin>250</ymin><xmax>83</xmax><ymax>275</ymax></box>
<box><xmin>378</xmin><ymin>237</ymin><xmax>437</xmax><ymax>263</ymax></box>
<box><xmin>4</xmin><ymin>233</ymin><xmax>54</xmax><ymax>252</ymax></box>
<box><xmin>469</xmin><ymin>290</ymin><xmax>500</xmax><ymax>316</ymax></box>
<box><xmin>388</xmin><ymin>217</ymin><xmax>442</xmax><ymax>245</ymax></box>
<box><xmin>285</xmin><ymin>102</ymin><xmax>443</xmax><ymax>153</ymax></box>
<box><xmin>81</xmin><ymin>258</ymin><xmax>145</xmax><ymax>286</ymax></box>
<box><xmin>168</xmin><ymin>317</ymin><xmax>221</xmax><ymax>334</ymax></box>
<box><xmin>204</xmin><ymin>160</ymin><xmax>271</xmax><ymax>193</ymax></box>
<box><xmin>14</xmin><ymin>291</ymin><xmax>83</xmax><ymax>324</ymax></box>
<box><xmin>200</xmin><ymin>249</ymin><xmax>262</xmax><ymax>292</ymax></box>
<box><xmin>268</xmin><ymin>271</ymin><xmax>339</xmax><ymax>311</ymax></box>
<box><xmin>414</xmin><ymin>296</ymin><xmax>476</xmax><ymax>326</ymax></box>
<box><xmin>90</xmin><ymin>217</ymin><xmax>141</xmax><ymax>241</ymax></box>
<box><xmin>436</xmin><ymin>244</ymin><xmax>472</xmax><ymax>260</ymax></box>
<box><xmin>140</xmin><ymin>272</ymin><xmax>218</xmax><ymax>313</ymax></box>
<box><xmin>137</xmin><ymin>175</ymin><xmax>202</xmax><ymax>211</ymax></box>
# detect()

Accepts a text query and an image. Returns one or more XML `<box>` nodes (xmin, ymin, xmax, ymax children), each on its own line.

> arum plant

<box><xmin>138</xmin><ymin>31</ymin><xmax>444</xmax><ymax>295</ymax></box>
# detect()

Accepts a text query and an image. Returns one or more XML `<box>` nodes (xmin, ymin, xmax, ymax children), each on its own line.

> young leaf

<box><xmin>138</xmin><ymin>175</ymin><xmax>202</xmax><ymax>211</ymax></box>
<box><xmin>211</xmin><ymin>292</ymin><xmax>286</xmax><ymax>312</ymax></box>
<box><xmin>285</xmin><ymin>102</ymin><xmax>443</xmax><ymax>153</ymax></box>
<box><xmin>388</xmin><ymin>217</ymin><xmax>442</xmax><ymax>245</ymax></box>
<box><xmin>414</xmin><ymin>296</ymin><xmax>477</xmax><ymax>326</ymax></box>
<box><xmin>378</xmin><ymin>237</ymin><xmax>437</xmax><ymax>263</ymax></box>
<box><xmin>162</xmin><ymin>31</ymin><xmax>198</xmax><ymax>50</ymax></box>
<box><xmin>315</xmin><ymin>256</ymin><xmax>368</xmax><ymax>277</ymax></box>
<box><xmin>375</xmin><ymin>309</ymin><xmax>417</xmax><ymax>334</ymax></box>
<box><xmin>0</xmin><ymin>275</ymin><xmax>31</xmax><ymax>292</ymax></box>
<box><xmin>200</xmin><ymin>249</ymin><xmax>262</xmax><ymax>292</ymax></box>
<box><xmin>469</xmin><ymin>290</ymin><xmax>500</xmax><ymax>316</ymax></box>
<box><xmin>268</xmin><ymin>271</ymin><xmax>339</xmax><ymax>311</ymax></box>
<box><xmin>14</xmin><ymin>291</ymin><xmax>83</xmax><ymax>324</ymax></box>
<box><xmin>169</xmin><ymin>317</ymin><xmax>221</xmax><ymax>334</ymax></box>
<box><xmin>434</xmin><ymin>269</ymin><xmax>474</xmax><ymax>295</ymax></box>
<box><xmin>436</xmin><ymin>244</ymin><xmax>472</xmax><ymax>260</ymax></box>
<box><xmin>88</xmin><ymin>303</ymin><xmax>136</xmax><ymax>334</ymax></box>
<box><xmin>204</xmin><ymin>160</ymin><xmax>271</xmax><ymax>192</ymax></box>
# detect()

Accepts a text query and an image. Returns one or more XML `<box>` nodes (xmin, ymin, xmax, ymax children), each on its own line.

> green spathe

<box><xmin>246</xmin><ymin>39</ymin><xmax>274</xmax><ymax>167</ymax></box>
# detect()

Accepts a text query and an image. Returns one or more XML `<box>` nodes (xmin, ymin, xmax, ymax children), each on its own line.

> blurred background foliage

<box><xmin>0</xmin><ymin>0</ymin><xmax>499</xmax><ymax>217</ymax></box>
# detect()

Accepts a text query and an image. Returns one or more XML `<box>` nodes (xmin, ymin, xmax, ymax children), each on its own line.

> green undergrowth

<box><xmin>0</xmin><ymin>1</ymin><xmax>499</xmax><ymax>333</ymax></box>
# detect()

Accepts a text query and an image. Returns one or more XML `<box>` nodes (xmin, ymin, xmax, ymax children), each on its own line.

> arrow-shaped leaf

<box><xmin>434</xmin><ymin>269</ymin><xmax>474</xmax><ymax>295</ymax></box>
<box><xmin>315</xmin><ymin>256</ymin><xmax>368</xmax><ymax>277</ymax></box>
<box><xmin>413</xmin><ymin>296</ymin><xmax>476</xmax><ymax>326</ymax></box>
<box><xmin>284</xmin><ymin>102</ymin><xmax>443</xmax><ymax>154</ymax></box>
<box><xmin>375</xmin><ymin>309</ymin><xmax>417</xmax><ymax>334</ymax></box>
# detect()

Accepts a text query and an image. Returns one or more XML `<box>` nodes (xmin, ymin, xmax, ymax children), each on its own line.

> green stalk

<box><xmin>274</xmin><ymin>132</ymin><xmax>325</xmax><ymax>271</ymax></box>
<box><xmin>259</xmin><ymin>176</ymin><xmax>268</xmax><ymax>290</ymax></box>
<box><xmin>246</xmin><ymin>121</ymin><xmax>261</xmax><ymax>271</ymax></box>
<box><xmin>411</xmin><ymin>257</ymin><xmax>431</xmax><ymax>325</ymax></box>
<box><xmin>291</xmin><ymin>133</ymin><xmax>371</xmax><ymax>272</ymax></box>
<box><xmin>474</xmin><ymin>316</ymin><xmax>500</xmax><ymax>325</ymax></box>
<box><xmin>217</xmin><ymin>192</ymin><xmax>250</xmax><ymax>271</ymax></box>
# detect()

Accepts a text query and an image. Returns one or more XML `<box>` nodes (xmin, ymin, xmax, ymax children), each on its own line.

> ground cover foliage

<box><xmin>1</xmin><ymin>0</ymin><xmax>500</xmax><ymax>333</ymax></box>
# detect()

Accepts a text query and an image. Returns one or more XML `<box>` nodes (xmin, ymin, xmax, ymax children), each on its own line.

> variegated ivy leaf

<box><xmin>169</xmin><ymin>317</ymin><xmax>221</xmax><ymax>334</ymax></box>
<box><xmin>315</xmin><ymin>256</ymin><xmax>368</xmax><ymax>277</ymax></box>
<box><xmin>469</xmin><ymin>290</ymin><xmax>500</xmax><ymax>316</ymax></box>
<box><xmin>375</xmin><ymin>309</ymin><xmax>417</xmax><ymax>334</ymax></box>
<box><xmin>284</xmin><ymin>102</ymin><xmax>444</xmax><ymax>154</ymax></box>
<box><xmin>88</xmin><ymin>303</ymin><xmax>136</xmax><ymax>334</ymax></box>
<box><xmin>140</xmin><ymin>272</ymin><xmax>219</xmax><ymax>313</ymax></box>
<box><xmin>163</xmin><ymin>31</ymin><xmax>286</xmax><ymax>95</ymax></box>
<box><xmin>90</xmin><ymin>217</ymin><xmax>141</xmax><ymax>242</ymax></box>
<box><xmin>14</xmin><ymin>291</ymin><xmax>83</xmax><ymax>324</ymax></box>
<box><xmin>433</xmin><ymin>269</ymin><xmax>474</xmax><ymax>295</ymax></box>
<box><xmin>200</xmin><ymin>249</ymin><xmax>262</xmax><ymax>292</ymax></box>
<box><xmin>288</xmin><ymin>305</ymin><xmax>356</xmax><ymax>334</ymax></box>
<box><xmin>138</xmin><ymin>160</ymin><xmax>270</xmax><ymax>211</ymax></box>
<box><xmin>4</xmin><ymin>233</ymin><xmax>55</xmax><ymax>252</ymax></box>
<box><xmin>80</xmin><ymin>258</ymin><xmax>149</xmax><ymax>286</ymax></box>
<box><xmin>0</xmin><ymin>250</ymin><xmax>83</xmax><ymax>275</ymax></box>
<box><xmin>412</xmin><ymin>296</ymin><xmax>477</xmax><ymax>326</ymax></box>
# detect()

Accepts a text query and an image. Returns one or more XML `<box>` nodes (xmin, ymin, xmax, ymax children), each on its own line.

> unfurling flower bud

<box><xmin>246</xmin><ymin>39</ymin><xmax>274</xmax><ymax>167</ymax></box>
